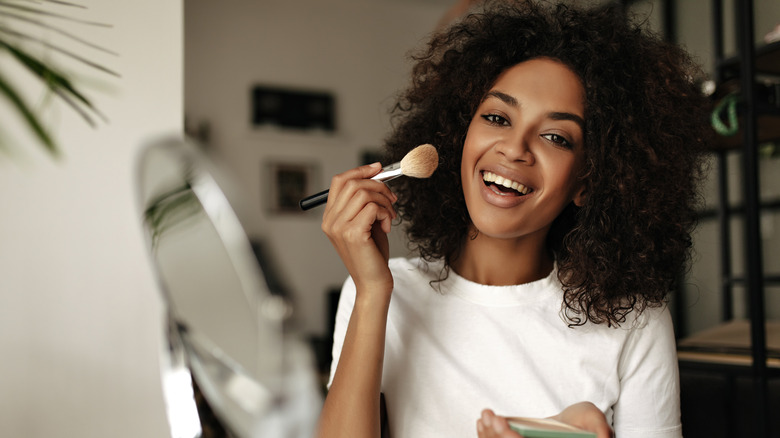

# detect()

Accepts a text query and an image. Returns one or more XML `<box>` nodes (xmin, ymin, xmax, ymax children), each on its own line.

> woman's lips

<box><xmin>478</xmin><ymin>170</ymin><xmax>535</xmax><ymax>207</ymax></box>
<box><xmin>482</xmin><ymin>171</ymin><xmax>532</xmax><ymax>196</ymax></box>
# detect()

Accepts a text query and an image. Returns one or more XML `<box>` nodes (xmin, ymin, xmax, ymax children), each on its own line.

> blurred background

<box><xmin>1</xmin><ymin>0</ymin><xmax>779</xmax><ymax>437</ymax></box>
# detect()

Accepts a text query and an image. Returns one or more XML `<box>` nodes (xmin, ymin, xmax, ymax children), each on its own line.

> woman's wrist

<box><xmin>354</xmin><ymin>285</ymin><xmax>392</xmax><ymax>315</ymax></box>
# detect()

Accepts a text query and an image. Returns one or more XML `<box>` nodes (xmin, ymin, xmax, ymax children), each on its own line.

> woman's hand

<box><xmin>322</xmin><ymin>162</ymin><xmax>398</xmax><ymax>295</ymax></box>
<box><xmin>550</xmin><ymin>402</ymin><xmax>613</xmax><ymax>438</ymax></box>
<box><xmin>477</xmin><ymin>409</ymin><xmax>522</xmax><ymax>438</ymax></box>
<box><xmin>477</xmin><ymin>403</ymin><xmax>613</xmax><ymax>438</ymax></box>
<box><xmin>317</xmin><ymin>163</ymin><xmax>398</xmax><ymax>438</ymax></box>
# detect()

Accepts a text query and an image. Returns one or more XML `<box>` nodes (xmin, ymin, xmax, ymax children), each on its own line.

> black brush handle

<box><xmin>299</xmin><ymin>163</ymin><xmax>402</xmax><ymax>211</ymax></box>
<box><xmin>299</xmin><ymin>188</ymin><xmax>329</xmax><ymax>211</ymax></box>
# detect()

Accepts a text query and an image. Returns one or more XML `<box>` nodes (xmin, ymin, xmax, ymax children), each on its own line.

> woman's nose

<box><xmin>495</xmin><ymin>136</ymin><xmax>535</xmax><ymax>165</ymax></box>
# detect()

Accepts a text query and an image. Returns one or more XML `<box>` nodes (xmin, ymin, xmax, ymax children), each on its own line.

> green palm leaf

<box><xmin>0</xmin><ymin>70</ymin><xmax>56</xmax><ymax>154</ymax></box>
<box><xmin>0</xmin><ymin>1</ymin><xmax>108</xmax><ymax>27</ymax></box>
<box><xmin>0</xmin><ymin>0</ymin><xmax>114</xmax><ymax>157</ymax></box>
<box><xmin>1</xmin><ymin>39</ymin><xmax>104</xmax><ymax>125</ymax></box>
<box><xmin>144</xmin><ymin>183</ymin><xmax>201</xmax><ymax>248</ymax></box>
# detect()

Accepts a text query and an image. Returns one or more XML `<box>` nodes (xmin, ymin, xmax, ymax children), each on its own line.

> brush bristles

<box><xmin>400</xmin><ymin>144</ymin><xmax>438</xmax><ymax>178</ymax></box>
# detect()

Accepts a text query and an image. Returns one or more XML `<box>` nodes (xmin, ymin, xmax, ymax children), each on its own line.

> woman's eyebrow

<box><xmin>484</xmin><ymin>91</ymin><xmax>518</xmax><ymax>107</ymax></box>
<box><xmin>484</xmin><ymin>90</ymin><xmax>585</xmax><ymax>129</ymax></box>
<box><xmin>549</xmin><ymin>111</ymin><xmax>585</xmax><ymax>130</ymax></box>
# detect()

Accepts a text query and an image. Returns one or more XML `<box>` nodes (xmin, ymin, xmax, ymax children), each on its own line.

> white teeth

<box><xmin>482</xmin><ymin>171</ymin><xmax>531</xmax><ymax>195</ymax></box>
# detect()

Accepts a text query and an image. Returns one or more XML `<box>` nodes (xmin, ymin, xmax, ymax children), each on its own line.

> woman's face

<box><xmin>460</xmin><ymin>57</ymin><xmax>586</xmax><ymax>243</ymax></box>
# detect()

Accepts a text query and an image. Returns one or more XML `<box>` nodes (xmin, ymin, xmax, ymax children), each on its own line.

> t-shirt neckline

<box><xmin>442</xmin><ymin>263</ymin><xmax>560</xmax><ymax>307</ymax></box>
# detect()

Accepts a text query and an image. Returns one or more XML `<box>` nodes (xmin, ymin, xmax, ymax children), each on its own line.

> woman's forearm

<box><xmin>317</xmin><ymin>291</ymin><xmax>391</xmax><ymax>438</ymax></box>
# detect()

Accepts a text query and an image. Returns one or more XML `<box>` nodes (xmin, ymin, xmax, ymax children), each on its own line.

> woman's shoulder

<box><xmin>615</xmin><ymin>303</ymin><xmax>674</xmax><ymax>335</ymax></box>
<box><xmin>575</xmin><ymin>302</ymin><xmax>674</xmax><ymax>337</ymax></box>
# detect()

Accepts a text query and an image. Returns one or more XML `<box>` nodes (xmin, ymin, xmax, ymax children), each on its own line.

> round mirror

<box><xmin>136</xmin><ymin>137</ymin><xmax>321</xmax><ymax>438</ymax></box>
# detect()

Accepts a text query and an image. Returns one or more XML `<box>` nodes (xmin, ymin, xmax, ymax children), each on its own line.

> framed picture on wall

<box><xmin>266</xmin><ymin>160</ymin><xmax>319</xmax><ymax>214</ymax></box>
<box><xmin>361</xmin><ymin>149</ymin><xmax>383</xmax><ymax>166</ymax></box>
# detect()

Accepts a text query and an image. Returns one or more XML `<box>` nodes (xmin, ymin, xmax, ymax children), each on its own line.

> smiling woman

<box><xmin>458</xmin><ymin>59</ymin><xmax>587</xmax><ymax>268</ymax></box>
<box><xmin>384</xmin><ymin>0</ymin><xmax>710</xmax><ymax>328</ymax></box>
<box><xmin>318</xmin><ymin>1</ymin><xmax>711</xmax><ymax>437</ymax></box>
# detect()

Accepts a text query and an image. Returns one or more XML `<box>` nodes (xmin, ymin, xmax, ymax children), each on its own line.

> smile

<box><xmin>482</xmin><ymin>171</ymin><xmax>532</xmax><ymax>196</ymax></box>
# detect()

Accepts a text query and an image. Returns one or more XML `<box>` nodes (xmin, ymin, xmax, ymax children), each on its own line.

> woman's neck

<box><xmin>451</xmin><ymin>228</ymin><xmax>554</xmax><ymax>286</ymax></box>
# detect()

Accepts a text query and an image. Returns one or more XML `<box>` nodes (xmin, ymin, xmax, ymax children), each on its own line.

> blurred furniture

<box><xmin>137</xmin><ymin>137</ymin><xmax>321</xmax><ymax>438</ymax></box>
<box><xmin>674</xmin><ymin>1</ymin><xmax>780</xmax><ymax>437</ymax></box>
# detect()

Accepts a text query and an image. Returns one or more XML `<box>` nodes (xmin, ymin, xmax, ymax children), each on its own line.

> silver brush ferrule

<box><xmin>372</xmin><ymin>162</ymin><xmax>403</xmax><ymax>183</ymax></box>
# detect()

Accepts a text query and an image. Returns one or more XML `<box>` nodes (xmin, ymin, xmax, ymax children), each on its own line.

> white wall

<box><xmin>184</xmin><ymin>0</ymin><xmax>452</xmax><ymax>337</ymax></box>
<box><xmin>0</xmin><ymin>1</ymin><xmax>181</xmax><ymax>437</ymax></box>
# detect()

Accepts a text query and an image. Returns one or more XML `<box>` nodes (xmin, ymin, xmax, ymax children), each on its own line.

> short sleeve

<box><xmin>326</xmin><ymin>276</ymin><xmax>356</xmax><ymax>389</ymax></box>
<box><xmin>612</xmin><ymin>306</ymin><xmax>682</xmax><ymax>438</ymax></box>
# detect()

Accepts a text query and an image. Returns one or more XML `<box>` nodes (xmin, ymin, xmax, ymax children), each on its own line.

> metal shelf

<box><xmin>719</xmin><ymin>40</ymin><xmax>780</xmax><ymax>79</ymax></box>
<box><xmin>678</xmin><ymin>0</ymin><xmax>775</xmax><ymax>436</ymax></box>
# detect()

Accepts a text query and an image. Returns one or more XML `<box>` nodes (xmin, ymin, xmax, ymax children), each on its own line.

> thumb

<box><xmin>360</xmin><ymin>161</ymin><xmax>383</xmax><ymax>178</ymax></box>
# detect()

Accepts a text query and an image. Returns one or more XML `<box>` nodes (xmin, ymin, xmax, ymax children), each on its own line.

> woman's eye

<box><xmin>481</xmin><ymin>114</ymin><xmax>509</xmax><ymax>126</ymax></box>
<box><xmin>542</xmin><ymin>133</ymin><xmax>572</xmax><ymax>149</ymax></box>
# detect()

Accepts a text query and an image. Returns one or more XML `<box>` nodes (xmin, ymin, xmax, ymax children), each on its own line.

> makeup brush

<box><xmin>299</xmin><ymin>143</ymin><xmax>438</xmax><ymax>211</ymax></box>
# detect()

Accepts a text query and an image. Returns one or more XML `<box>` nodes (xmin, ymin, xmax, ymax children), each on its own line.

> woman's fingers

<box><xmin>339</xmin><ymin>202</ymin><xmax>389</xmax><ymax>244</ymax></box>
<box><xmin>324</xmin><ymin>164</ymin><xmax>395</xmax><ymax>223</ymax></box>
<box><xmin>328</xmin><ymin>162</ymin><xmax>383</xmax><ymax>194</ymax></box>
<box><xmin>551</xmin><ymin>402</ymin><xmax>613</xmax><ymax>438</ymax></box>
<box><xmin>477</xmin><ymin>410</ymin><xmax>523</xmax><ymax>438</ymax></box>
<box><xmin>329</xmin><ymin>181</ymin><xmax>396</xmax><ymax>225</ymax></box>
<box><xmin>322</xmin><ymin>186</ymin><xmax>396</xmax><ymax>247</ymax></box>
<box><xmin>320</xmin><ymin>162</ymin><xmax>398</xmax><ymax>292</ymax></box>
<box><xmin>323</xmin><ymin>163</ymin><xmax>397</xmax><ymax>235</ymax></box>
<box><xmin>326</xmin><ymin>163</ymin><xmax>396</xmax><ymax>212</ymax></box>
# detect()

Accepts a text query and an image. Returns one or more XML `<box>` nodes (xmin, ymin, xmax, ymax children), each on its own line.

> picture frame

<box><xmin>265</xmin><ymin>160</ymin><xmax>319</xmax><ymax>214</ymax></box>
<box><xmin>360</xmin><ymin>149</ymin><xmax>383</xmax><ymax>166</ymax></box>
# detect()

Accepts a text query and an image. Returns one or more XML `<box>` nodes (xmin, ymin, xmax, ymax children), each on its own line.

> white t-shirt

<box><xmin>329</xmin><ymin>257</ymin><xmax>682</xmax><ymax>438</ymax></box>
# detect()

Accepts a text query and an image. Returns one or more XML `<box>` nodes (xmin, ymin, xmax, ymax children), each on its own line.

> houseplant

<box><xmin>0</xmin><ymin>0</ymin><xmax>117</xmax><ymax>157</ymax></box>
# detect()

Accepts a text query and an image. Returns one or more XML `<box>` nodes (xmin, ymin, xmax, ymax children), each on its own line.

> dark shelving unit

<box><xmin>675</xmin><ymin>1</ymin><xmax>780</xmax><ymax>437</ymax></box>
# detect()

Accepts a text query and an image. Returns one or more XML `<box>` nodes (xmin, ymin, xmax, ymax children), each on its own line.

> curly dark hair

<box><xmin>383</xmin><ymin>0</ymin><xmax>711</xmax><ymax>326</ymax></box>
